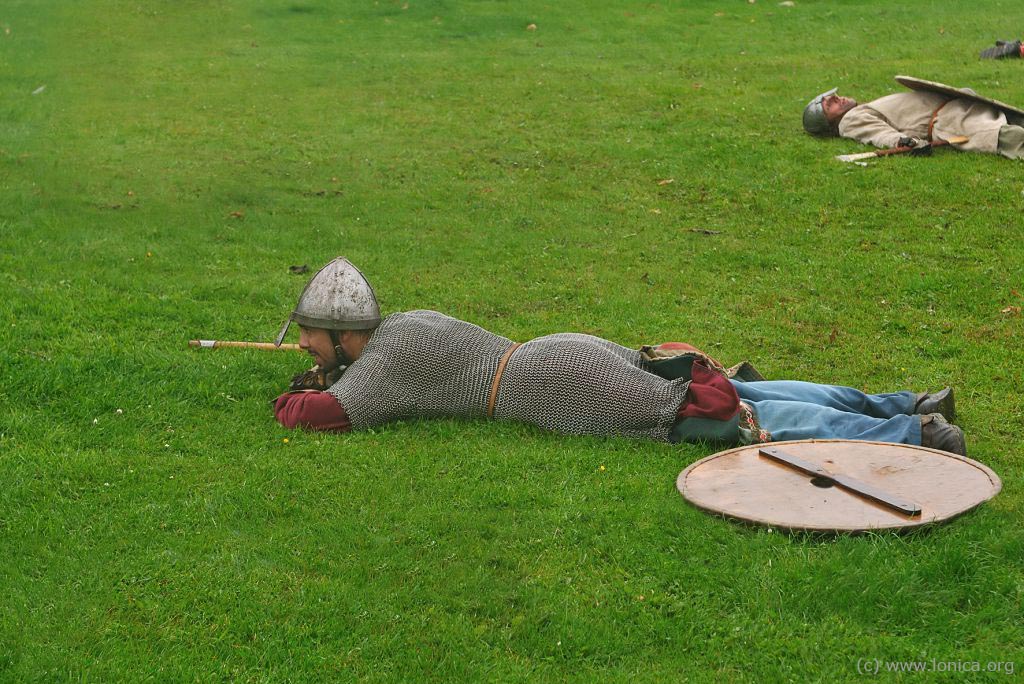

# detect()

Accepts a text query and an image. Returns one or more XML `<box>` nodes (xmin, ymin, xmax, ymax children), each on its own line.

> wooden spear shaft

<box><xmin>189</xmin><ymin>340</ymin><xmax>301</xmax><ymax>351</ymax></box>
<box><xmin>835</xmin><ymin>135</ymin><xmax>969</xmax><ymax>162</ymax></box>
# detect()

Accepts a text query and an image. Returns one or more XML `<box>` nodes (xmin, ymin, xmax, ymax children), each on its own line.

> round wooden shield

<box><xmin>677</xmin><ymin>440</ymin><xmax>1001</xmax><ymax>533</ymax></box>
<box><xmin>895</xmin><ymin>74</ymin><xmax>1024</xmax><ymax>119</ymax></box>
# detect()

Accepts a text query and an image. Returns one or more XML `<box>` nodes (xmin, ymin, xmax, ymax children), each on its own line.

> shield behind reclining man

<box><xmin>271</xmin><ymin>257</ymin><xmax>965</xmax><ymax>455</ymax></box>
<box><xmin>803</xmin><ymin>81</ymin><xmax>1024</xmax><ymax>159</ymax></box>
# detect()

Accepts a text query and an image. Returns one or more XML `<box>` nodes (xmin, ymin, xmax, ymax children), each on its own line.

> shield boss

<box><xmin>677</xmin><ymin>439</ymin><xmax>1001</xmax><ymax>533</ymax></box>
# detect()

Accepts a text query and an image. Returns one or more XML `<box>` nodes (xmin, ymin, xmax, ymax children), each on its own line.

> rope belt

<box><xmin>487</xmin><ymin>343</ymin><xmax>521</xmax><ymax>418</ymax></box>
<box><xmin>926</xmin><ymin>101</ymin><xmax>950</xmax><ymax>141</ymax></box>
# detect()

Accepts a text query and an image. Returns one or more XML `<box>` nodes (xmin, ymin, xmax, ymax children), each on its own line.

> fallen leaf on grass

<box><xmin>828</xmin><ymin>328</ymin><xmax>838</xmax><ymax>344</ymax></box>
<box><xmin>289</xmin><ymin>264</ymin><xmax>310</xmax><ymax>275</ymax></box>
<box><xmin>229</xmin><ymin>211</ymin><xmax>244</xmax><ymax>219</ymax></box>
<box><xmin>688</xmin><ymin>228</ymin><xmax>721</xmax><ymax>235</ymax></box>
<box><xmin>1000</xmin><ymin>306</ymin><xmax>1021</xmax><ymax>316</ymax></box>
<box><xmin>526</xmin><ymin>23</ymin><xmax>537</xmax><ymax>31</ymax></box>
<box><xmin>656</xmin><ymin>178</ymin><xmax>674</xmax><ymax>185</ymax></box>
<box><xmin>32</xmin><ymin>85</ymin><xmax>45</xmax><ymax>95</ymax></box>
<box><xmin>1011</xmin><ymin>288</ymin><xmax>1021</xmax><ymax>297</ymax></box>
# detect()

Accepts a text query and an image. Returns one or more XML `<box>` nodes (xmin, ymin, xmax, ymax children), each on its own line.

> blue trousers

<box><xmin>731</xmin><ymin>380</ymin><xmax>922</xmax><ymax>445</ymax></box>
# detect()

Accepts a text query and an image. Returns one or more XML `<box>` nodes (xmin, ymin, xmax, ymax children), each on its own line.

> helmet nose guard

<box><xmin>274</xmin><ymin>257</ymin><xmax>381</xmax><ymax>346</ymax></box>
<box><xmin>802</xmin><ymin>87</ymin><xmax>838</xmax><ymax>136</ymax></box>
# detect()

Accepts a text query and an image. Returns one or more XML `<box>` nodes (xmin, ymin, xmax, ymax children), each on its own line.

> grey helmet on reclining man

<box><xmin>802</xmin><ymin>87</ymin><xmax>838</xmax><ymax>136</ymax></box>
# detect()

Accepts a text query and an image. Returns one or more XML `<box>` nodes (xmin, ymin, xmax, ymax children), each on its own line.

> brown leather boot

<box><xmin>915</xmin><ymin>387</ymin><xmax>955</xmax><ymax>423</ymax></box>
<box><xmin>920</xmin><ymin>413</ymin><xmax>966</xmax><ymax>456</ymax></box>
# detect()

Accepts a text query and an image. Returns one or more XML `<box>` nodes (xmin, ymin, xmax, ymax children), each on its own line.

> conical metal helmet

<box><xmin>274</xmin><ymin>257</ymin><xmax>381</xmax><ymax>346</ymax></box>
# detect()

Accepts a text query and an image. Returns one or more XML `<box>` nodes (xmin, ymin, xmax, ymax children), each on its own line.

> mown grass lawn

<box><xmin>1</xmin><ymin>1</ymin><xmax>1022</xmax><ymax>681</ymax></box>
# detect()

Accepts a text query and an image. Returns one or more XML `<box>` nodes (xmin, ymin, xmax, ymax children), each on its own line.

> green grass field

<box><xmin>2</xmin><ymin>1</ymin><xmax>1022</xmax><ymax>681</ymax></box>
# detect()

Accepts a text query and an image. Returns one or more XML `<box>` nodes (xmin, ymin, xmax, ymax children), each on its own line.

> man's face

<box><xmin>298</xmin><ymin>326</ymin><xmax>339</xmax><ymax>369</ymax></box>
<box><xmin>822</xmin><ymin>93</ymin><xmax>858</xmax><ymax>125</ymax></box>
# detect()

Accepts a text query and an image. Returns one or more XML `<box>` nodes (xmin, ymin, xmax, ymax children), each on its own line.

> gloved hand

<box><xmin>897</xmin><ymin>137</ymin><xmax>932</xmax><ymax>156</ymax></box>
<box><xmin>980</xmin><ymin>40</ymin><xmax>1022</xmax><ymax>60</ymax></box>
<box><xmin>288</xmin><ymin>365</ymin><xmax>345</xmax><ymax>392</ymax></box>
<box><xmin>909</xmin><ymin>142</ymin><xmax>933</xmax><ymax>157</ymax></box>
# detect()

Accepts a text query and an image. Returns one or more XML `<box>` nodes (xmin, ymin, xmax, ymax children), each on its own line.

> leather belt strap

<box><xmin>926</xmin><ymin>101</ymin><xmax>950</xmax><ymax>141</ymax></box>
<box><xmin>487</xmin><ymin>343</ymin><xmax>521</xmax><ymax>418</ymax></box>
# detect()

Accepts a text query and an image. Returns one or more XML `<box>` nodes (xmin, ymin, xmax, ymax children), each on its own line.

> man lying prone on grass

<box><xmin>273</xmin><ymin>258</ymin><xmax>965</xmax><ymax>455</ymax></box>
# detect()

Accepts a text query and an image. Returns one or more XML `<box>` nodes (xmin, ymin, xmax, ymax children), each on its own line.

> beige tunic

<box><xmin>838</xmin><ymin>91</ymin><xmax>1006</xmax><ymax>154</ymax></box>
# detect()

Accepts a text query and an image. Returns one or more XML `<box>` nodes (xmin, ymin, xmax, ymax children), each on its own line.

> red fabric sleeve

<box><xmin>676</xmin><ymin>360</ymin><xmax>741</xmax><ymax>421</ymax></box>
<box><xmin>274</xmin><ymin>391</ymin><xmax>352</xmax><ymax>432</ymax></box>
